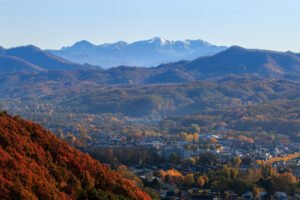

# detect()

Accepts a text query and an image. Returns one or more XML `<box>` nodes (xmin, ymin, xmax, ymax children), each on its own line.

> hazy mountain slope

<box><xmin>0</xmin><ymin>111</ymin><xmax>150</xmax><ymax>200</ymax></box>
<box><xmin>158</xmin><ymin>46</ymin><xmax>300</xmax><ymax>79</ymax></box>
<box><xmin>4</xmin><ymin>45</ymin><xmax>90</xmax><ymax>71</ymax></box>
<box><xmin>0</xmin><ymin>55</ymin><xmax>44</xmax><ymax>73</ymax></box>
<box><xmin>47</xmin><ymin>37</ymin><xmax>227</xmax><ymax>68</ymax></box>
<box><xmin>60</xmin><ymin>80</ymin><xmax>300</xmax><ymax>117</ymax></box>
<box><xmin>0</xmin><ymin>46</ymin><xmax>5</xmax><ymax>54</ymax></box>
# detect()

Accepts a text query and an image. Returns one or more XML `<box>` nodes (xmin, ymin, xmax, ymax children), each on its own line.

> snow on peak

<box><xmin>149</xmin><ymin>37</ymin><xmax>169</xmax><ymax>46</ymax></box>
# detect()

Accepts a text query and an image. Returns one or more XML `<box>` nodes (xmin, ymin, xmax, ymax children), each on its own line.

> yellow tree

<box><xmin>273</xmin><ymin>172</ymin><xmax>297</xmax><ymax>194</ymax></box>
<box><xmin>179</xmin><ymin>132</ymin><xmax>188</xmax><ymax>141</ymax></box>
<box><xmin>193</xmin><ymin>133</ymin><xmax>199</xmax><ymax>143</ymax></box>
<box><xmin>183</xmin><ymin>173</ymin><xmax>194</xmax><ymax>186</ymax></box>
<box><xmin>233</xmin><ymin>156</ymin><xmax>242</xmax><ymax>168</ymax></box>
<box><xmin>197</xmin><ymin>176</ymin><xmax>205</xmax><ymax>187</ymax></box>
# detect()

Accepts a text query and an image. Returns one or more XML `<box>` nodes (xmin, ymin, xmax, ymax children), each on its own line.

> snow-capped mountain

<box><xmin>47</xmin><ymin>37</ymin><xmax>227</xmax><ymax>68</ymax></box>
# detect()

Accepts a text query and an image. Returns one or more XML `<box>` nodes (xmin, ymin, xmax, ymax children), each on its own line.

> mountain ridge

<box><xmin>47</xmin><ymin>37</ymin><xmax>227</xmax><ymax>68</ymax></box>
<box><xmin>1</xmin><ymin>46</ymin><xmax>300</xmax><ymax>91</ymax></box>
<box><xmin>0</xmin><ymin>45</ymin><xmax>101</xmax><ymax>73</ymax></box>
<box><xmin>156</xmin><ymin>46</ymin><xmax>300</xmax><ymax>78</ymax></box>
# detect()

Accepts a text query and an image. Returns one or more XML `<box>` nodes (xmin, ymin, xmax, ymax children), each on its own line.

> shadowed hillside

<box><xmin>0</xmin><ymin>46</ymin><xmax>100</xmax><ymax>72</ymax></box>
<box><xmin>0</xmin><ymin>55</ymin><xmax>44</xmax><ymax>73</ymax></box>
<box><xmin>158</xmin><ymin>46</ymin><xmax>300</xmax><ymax>79</ymax></box>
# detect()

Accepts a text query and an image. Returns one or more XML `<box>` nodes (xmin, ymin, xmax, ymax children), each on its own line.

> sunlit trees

<box><xmin>159</xmin><ymin>169</ymin><xmax>183</xmax><ymax>186</ymax></box>
<box><xmin>193</xmin><ymin>132</ymin><xmax>199</xmax><ymax>143</ymax></box>
<box><xmin>273</xmin><ymin>172</ymin><xmax>297</xmax><ymax>196</ymax></box>
<box><xmin>179</xmin><ymin>132</ymin><xmax>188</xmax><ymax>141</ymax></box>
<box><xmin>233</xmin><ymin>156</ymin><xmax>241</xmax><ymax>168</ymax></box>
<box><xmin>189</xmin><ymin>124</ymin><xmax>200</xmax><ymax>134</ymax></box>
<box><xmin>117</xmin><ymin>165</ymin><xmax>143</xmax><ymax>188</ymax></box>
<box><xmin>0</xmin><ymin>111</ymin><xmax>150</xmax><ymax>200</ymax></box>
<box><xmin>183</xmin><ymin>173</ymin><xmax>194</xmax><ymax>186</ymax></box>
<box><xmin>197</xmin><ymin>176</ymin><xmax>205</xmax><ymax>187</ymax></box>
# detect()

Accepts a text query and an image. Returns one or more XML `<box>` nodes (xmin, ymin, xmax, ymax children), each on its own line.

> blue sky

<box><xmin>1</xmin><ymin>0</ymin><xmax>300</xmax><ymax>51</ymax></box>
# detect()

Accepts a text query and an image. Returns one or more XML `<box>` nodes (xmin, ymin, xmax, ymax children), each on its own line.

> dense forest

<box><xmin>0</xmin><ymin>111</ymin><xmax>150</xmax><ymax>200</ymax></box>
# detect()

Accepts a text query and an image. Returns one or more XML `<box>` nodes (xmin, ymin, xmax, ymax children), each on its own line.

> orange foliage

<box><xmin>238</xmin><ymin>135</ymin><xmax>254</xmax><ymax>143</ymax></box>
<box><xmin>0</xmin><ymin>112</ymin><xmax>150</xmax><ymax>200</ymax></box>
<box><xmin>266</xmin><ymin>152</ymin><xmax>300</xmax><ymax>163</ymax></box>
<box><xmin>159</xmin><ymin>169</ymin><xmax>183</xmax><ymax>185</ymax></box>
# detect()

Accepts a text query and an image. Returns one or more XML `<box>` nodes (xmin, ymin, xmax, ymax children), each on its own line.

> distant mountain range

<box><xmin>2</xmin><ymin>46</ymin><xmax>300</xmax><ymax>99</ymax></box>
<box><xmin>47</xmin><ymin>37</ymin><xmax>227</xmax><ymax>68</ymax></box>
<box><xmin>1</xmin><ymin>44</ymin><xmax>300</xmax><ymax>87</ymax></box>
<box><xmin>0</xmin><ymin>45</ymin><xmax>99</xmax><ymax>72</ymax></box>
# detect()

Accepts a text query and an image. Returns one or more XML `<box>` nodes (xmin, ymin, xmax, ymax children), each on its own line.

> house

<box><xmin>199</xmin><ymin>134</ymin><xmax>220</xmax><ymax>140</ymax></box>
<box><xmin>225</xmin><ymin>190</ymin><xmax>238</xmax><ymax>200</ymax></box>
<box><xmin>257</xmin><ymin>192</ymin><xmax>267</xmax><ymax>200</ymax></box>
<box><xmin>275</xmin><ymin>192</ymin><xmax>288</xmax><ymax>200</ymax></box>
<box><xmin>163</xmin><ymin>145</ymin><xmax>193</xmax><ymax>159</ymax></box>
<box><xmin>162</xmin><ymin>183</ymin><xmax>176</xmax><ymax>191</ymax></box>
<box><xmin>166</xmin><ymin>190</ymin><xmax>176</xmax><ymax>200</ymax></box>
<box><xmin>191</xmin><ymin>195</ymin><xmax>215</xmax><ymax>200</ymax></box>
<box><xmin>242</xmin><ymin>192</ymin><xmax>253</xmax><ymax>200</ymax></box>
<box><xmin>160</xmin><ymin>190</ymin><xmax>167</xmax><ymax>198</ymax></box>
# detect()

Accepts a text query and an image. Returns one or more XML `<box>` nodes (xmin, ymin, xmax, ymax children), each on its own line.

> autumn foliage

<box><xmin>0</xmin><ymin>111</ymin><xmax>150</xmax><ymax>200</ymax></box>
<box><xmin>256</xmin><ymin>152</ymin><xmax>300</xmax><ymax>166</ymax></box>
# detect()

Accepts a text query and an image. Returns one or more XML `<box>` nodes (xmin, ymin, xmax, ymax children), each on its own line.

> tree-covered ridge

<box><xmin>3</xmin><ymin>79</ymin><xmax>300</xmax><ymax>143</ymax></box>
<box><xmin>61</xmin><ymin>79</ymin><xmax>300</xmax><ymax>117</ymax></box>
<box><xmin>0</xmin><ymin>111</ymin><xmax>150</xmax><ymax>200</ymax></box>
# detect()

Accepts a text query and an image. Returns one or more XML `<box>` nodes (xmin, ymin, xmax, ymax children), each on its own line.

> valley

<box><xmin>1</xmin><ymin>42</ymin><xmax>300</xmax><ymax>199</ymax></box>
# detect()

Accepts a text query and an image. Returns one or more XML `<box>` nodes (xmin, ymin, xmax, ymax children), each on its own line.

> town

<box><xmin>79</xmin><ymin>130</ymin><xmax>300</xmax><ymax>200</ymax></box>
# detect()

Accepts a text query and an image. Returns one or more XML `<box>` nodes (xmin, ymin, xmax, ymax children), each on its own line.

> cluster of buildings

<box><xmin>70</xmin><ymin>130</ymin><xmax>300</xmax><ymax>199</ymax></box>
<box><xmin>88</xmin><ymin>131</ymin><xmax>300</xmax><ymax>170</ymax></box>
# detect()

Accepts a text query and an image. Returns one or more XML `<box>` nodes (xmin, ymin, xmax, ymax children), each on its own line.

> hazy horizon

<box><xmin>1</xmin><ymin>0</ymin><xmax>300</xmax><ymax>52</ymax></box>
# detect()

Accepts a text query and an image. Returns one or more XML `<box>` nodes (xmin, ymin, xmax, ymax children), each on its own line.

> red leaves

<box><xmin>0</xmin><ymin>111</ymin><xmax>150</xmax><ymax>200</ymax></box>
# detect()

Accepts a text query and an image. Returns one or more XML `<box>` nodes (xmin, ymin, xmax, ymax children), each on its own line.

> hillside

<box><xmin>47</xmin><ymin>37</ymin><xmax>226</xmax><ymax>68</ymax></box>
<box><xmin>0</xmin><ymin>111</ymin><xmax>150</xmax><ymax>200</ymax></box>
<box><xmin>60</xmin><ymin>80</ymin><xmax>300</xmax><ymax>117</ymax></box>
<box><xmin>0</xmin><ymin>55</ymin><xmax>44</xmax><ymax>73</ymax></box>
<box><xmin>0</xmin><ymin>45</ymin><xmax>99</xmax><ymax>72</ymax></box>
<box><xmin>157</xmin><ymin>46</ymin><xmax>300</xmax><ymax>79</ymax></box>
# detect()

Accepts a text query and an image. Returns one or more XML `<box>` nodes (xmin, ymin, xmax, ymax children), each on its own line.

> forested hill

<box><xmin>0</xmin><ymin>111</ymin><xmax>150</xmax><ymax>200</ymax></box>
